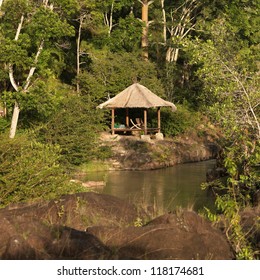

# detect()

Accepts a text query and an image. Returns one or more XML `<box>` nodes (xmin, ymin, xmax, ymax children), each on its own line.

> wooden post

<box><xmin>126</xmin><ymin>108</ymin><xmax>129</xmax><ymax>127</ymax></box>
<box><xmin>144</xmin><ymin>108</ymin><xmax>147</xmax><ymax>135</ymax></box>
<box><xmin>111</xmin><ymin>108</ymin><xmax>115</xmax><ymax>135</ymax></box>
<box><xmin>157</xmin><ymin>107</ymin><xmax>161</xmax><ymax>133</ymax></box>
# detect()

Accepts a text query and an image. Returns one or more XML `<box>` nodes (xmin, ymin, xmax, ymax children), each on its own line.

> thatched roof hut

<box><xmin>97</xmin><ymin>83</ymin><xmax>176</xmax><ymax>110</ymax></box>
<box><xmin>97</xmin><ymin>83</ymin><xmax>177</xmax><ymax>135</ymax></box>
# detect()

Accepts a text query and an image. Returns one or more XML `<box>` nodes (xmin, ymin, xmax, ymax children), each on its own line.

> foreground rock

<box><xmin>0</xmin><ymin>216</ymin><xmax>110</xmax><ymax>259</ymax></box>
<box><xmin>0</xmin><ymin>192</ymin><xmax>234</xmax><ymax>260</ymax></box>
<box><xmin>87</xmin><ymin>212</ymin><xmax>234</xmax><ymax>260</ymax></box>
<box><xmin>4</xmin><ymin>192</ymin><xmax>143</xmax><ymax>231</ymax></box>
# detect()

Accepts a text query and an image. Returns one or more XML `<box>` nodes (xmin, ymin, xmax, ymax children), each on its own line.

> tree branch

<box><xmin>8</xmin><ymin>65</ymin><xmax>19</xmax><ymax>92</ymax></box>
<box><xmin>8</xmin><ymin>14</ymin><xmax>25</xmax><ymax>92</ymax></box>
<box><xmin>24</xmin><ymin>40</ymin><xmax>44</xmax><ymax>91</ymax></box>
<box><xmin>221</xmin><ymin>61</ymin><xmax>260</xmax><ymax>139</ymax></box>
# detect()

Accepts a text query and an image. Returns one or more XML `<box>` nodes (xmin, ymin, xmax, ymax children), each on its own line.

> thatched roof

<box><xmin>97</xmin><ymin>83</ymin><xmax>177</xmax><ymax>111</ymax></box>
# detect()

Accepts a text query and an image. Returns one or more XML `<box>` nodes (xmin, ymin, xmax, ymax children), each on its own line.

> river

<box><xmin>84</xmin><ymin>160</ymin><xmax>216</xmax><ymax>213</ymax></box>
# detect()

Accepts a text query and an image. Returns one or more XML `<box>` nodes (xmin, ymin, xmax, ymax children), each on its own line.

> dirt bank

<box><xmin>99</xmin><ymin>128</ymin><xmax>220</xmax><ymax>170</ymax></box>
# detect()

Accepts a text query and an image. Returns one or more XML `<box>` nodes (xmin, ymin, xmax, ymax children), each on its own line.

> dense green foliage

<box><xmin>37</xmin><ymin>95</ymin><xmax>107</xmax><ymax>166</ymax></box>
<box><xmin>0</xmin><ymin>0</ymin><xmax>259</xmax><ymax>258</ymax></box>
<box><xmin>78</xmin><ymin>50</ymin><xmax>165</xmax><ymax>101</ymax></box>
<box><xmin>0</xmin><ymin>133</ymin><xmax>84</xmax><ymax>208</ymax></box>
<box><xmin>160</xmin><ymin>105</ymin><xmax>200</xmax><ymax>137</ymax></box>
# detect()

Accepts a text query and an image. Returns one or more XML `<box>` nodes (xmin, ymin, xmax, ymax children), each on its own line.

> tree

<box><xmin>0</xmin><ymin>0</ymin><xmax>74</xmax><ymax>138</ymax></box>
<box><xmin>164</xmin><ymin>0</ymin><xmax>198</xmax><ymax>63</ymax></box>
<box><xmin>78</xmin><ymin>50</ymin><xmax>165</xmax><ymax>102</ymax></box>
<box><xmin>138</xmin><ymin>0</ymin><xmax>154</xmax><ymax>60</ymax></box>
<box><xmin>99</xmin><ymin>0</ymin><xmax>133</xmax><ymax>36</ymax></box>
<box><xmin>74</xmin><ymin>0</ymin><xmax>101</xmax><ymax>93</ymax></box>
<box><xmin>186</xmin><ymin>15</ymin><xmax>259</xmax><ymax>258</ymax></box>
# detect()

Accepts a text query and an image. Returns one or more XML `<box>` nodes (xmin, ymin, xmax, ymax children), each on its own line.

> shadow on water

<box><xmin>85</xmin><ymin>160</ymin><xmax>216</xmax><ymax>212</ymax></box>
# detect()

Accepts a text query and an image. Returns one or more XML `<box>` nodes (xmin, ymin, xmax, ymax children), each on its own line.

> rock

<box><xmin>0</xmin><ymin>194</ymin><xmax>235</xmax><ymax>260</ymax></box>
<box><xmin>206</xmin><ymin>167</ymin><xmax>227</xmax><ymax>182</ymax></box>
<box><xmin>0</xmin><ymin>214</ymin><xmax>111</xmax><ymax>260</ymax></box>
<box><xmin>240</xmin><ymin>207</ymin><xmax>260</xmax><ymax>257</ymax></box>
<box><xmin>1</xmin><ymin>192</ymin><xmax>145</xmax><ymax>231</ymax></box>
<box><xmin>0</xmin><ymin>192</ymin><xmax>146</xmax><ymax>260</ymax></box>
<box><xmin>87</xmin><ymin>212</ymin><xmax>235</xmax><ymax>260</ymax></box>
<box><xmin>155</xmin><ymin>132</ymin><xmax>164</xmax><ymax>140</ymax></box>
<box><xmin>140</xmin><ymin>135</ymin><xmax>151</xmax><ymax>141</ymax></box>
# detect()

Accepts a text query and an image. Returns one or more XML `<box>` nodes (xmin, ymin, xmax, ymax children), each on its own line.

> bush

<box><xmin>0</xmin><ymin>117</ymin><xmax>9</xmax><ymax>133</ymax></box>
<box><xmin>37</xmin><ymin>95</ymin><xmax>107</xmax><ymax>166</ymax></box>
<box><xmin>0</xmin><ymin>133</ymin><xmax>79</xmax><ymax>208</ymax></box>
<box><xmin>160</xmin><ymin>105</ymin><xmax>199</xmax><ymax>137</ymax></box>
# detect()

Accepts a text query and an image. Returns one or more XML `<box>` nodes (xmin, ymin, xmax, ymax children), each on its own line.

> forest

<box><xmin>0</xmin><ymin>0</ymin><xmax>259</xmax><ymax>259</ymax></box>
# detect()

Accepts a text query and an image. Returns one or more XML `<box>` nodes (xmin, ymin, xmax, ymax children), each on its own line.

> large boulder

<box><xmin>87</xmin><ymin>211</ymin><xmax>235</xmax><ymax>260</ymax></box>
<box><xmin>0</xmin><ymin>192</ymin><xmax>144</xmax><ymax>259</ymax></box>
<box><xmin>0</xmin><ymin>193</ymin><xmax>234</xmax><ymax>260</ymax></box>
<box><xmin>2</xmin><ymin>192</ymin><xmax>144</xmax><ymax>230</ymax></box>
<box><xmin>0</xmin><ymin>213</ymin><xmax>110</xmax><ymax>259</ymax></box>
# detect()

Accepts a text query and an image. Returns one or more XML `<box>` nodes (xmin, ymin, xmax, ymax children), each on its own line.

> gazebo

<box><xmin>97</xmin><ymin>83</ymin><xmax>177</xmax><ymax>135</ymax></box>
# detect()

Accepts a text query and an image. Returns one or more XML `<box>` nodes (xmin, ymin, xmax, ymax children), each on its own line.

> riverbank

<box><xmin>80</xmin><ymin>126</ymin><xmax>221</xmax><ymax>173</ymax></box>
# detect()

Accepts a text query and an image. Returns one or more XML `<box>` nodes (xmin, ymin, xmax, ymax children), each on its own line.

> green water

<box><xmin>85</xmin><ymin>160</ymin><xmax>216</xmax><ymax>212</ymax></box>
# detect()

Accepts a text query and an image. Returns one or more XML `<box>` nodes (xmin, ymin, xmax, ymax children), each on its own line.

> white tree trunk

<box><xmin>9</xmin><ymin>64</ymin><xmax>19</xmax><ymax>92</ymax></box>
<box><xmin>161</xmin><ymin>0</ymin><xmax>167</xmax><ymax>45</ymax></box>
<box><xmin>8</xmin><ymin>10</ymin><xmax>46</xmax><ymax>138</ymax></box>
<box><xmin>8</xmin><ymin>14</ymin><xmax>24</xmax><ymax>138</ymax></box>
<box><xmin>76</xmin><ymin>15</ymin><xmax>83</xmax><ymax>94</ymax></box>
<box><xmin>0</xmin><ymin>0</ymin><xmax>4</xmax><ymax>10</ymax></box>
<box><xmin>24</xmin><ymin>40</ymin><xmax>44</xmax><ymax>91</ymax></box>
<box><xmin>9</xmin><ymin>101</ymin><xmax>20</xmax><ymax>139</ymax></box>
<box><xmin>104</xmin><ymin>0</ymin><xmax>114</xmax><ymax>36</ymax></box>
<box><xmin>108</xmin><ymin>0</ymin><xmax>114</xmax><ymax>36</ymax></box>
<box><xmin>15</xmin><ymin>14</ymin><xmax>24</xmax><ymax>41</ymax></box>
<box><xmin>166</xmin><ymin>0</ymin><xmax>196</xmax><ymax>63</ymax></box>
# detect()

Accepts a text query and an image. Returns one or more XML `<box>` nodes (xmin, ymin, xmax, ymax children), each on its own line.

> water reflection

<box><xmin>86</xmin><ymin>160</ymin><xmax>216</xmax><ymax>212</ymax></box>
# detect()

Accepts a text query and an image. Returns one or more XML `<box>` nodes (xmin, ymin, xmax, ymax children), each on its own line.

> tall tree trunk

<box><xmin>109</xmin><ymin>0</ymin><xmax>114</xmax><ymax>36</ymax></box>
<box><xmin>166</xmin><ymin>0</ymin><xmax>197</xmax><ymax>63</ymax></box>
<box><xmin>104</xmin><ymin>0</ymin><xmax>114</xmax><ymax>36</ymax></box>
<box><xmin>138</xmin><ymin>0</ymin><xmax>154</xmax><ymax>60</ymax></box>
<box><xmin>9</xmin><ymin>14</ymin><xmax>24</xmax><ymax>138</ymax></box>
<box><xmin>9</xmin><ymin>40</ymin><xmax>44</xmax><ymax>138</ymax></box>
<box><xmin>161</xmin><ymin>0</ymin><xmax>167</xmax><ymax>45</ymax></box>
<box><xmin>0</xmin><ymin>0</ymin><xmax>4</xmax><ymax>10</ymax></box>
<box><xmin>76</xmin><ymin>15</ymin><xmax>84</xmax><ymax>94</ymax></box>
<box><xmin>9</xmin><ymin>2</ymin><xmax>51</xmax><ymax>138</ymax></box>
<box><xmin>9</xmin><ymin>101</ymin><xmax>20</xmax><ymax>139</ymax></box>
<box><xmin>141</xmin><ymin>0</ymin><xmax>149</xmax><ymax>60</ymax></box>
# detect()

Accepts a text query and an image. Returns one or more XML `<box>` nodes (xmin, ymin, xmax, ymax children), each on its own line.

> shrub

<box><xmin>37</xmin><ymin>95</ymin><xmax>107</xmax><ymax>166</ymax></box>
<box><xmin>0</xmin><ymin>117</ymin><xmax>9</xmax><ymax>133</ymax></box>
<box><xmin>0</xmin><ymin>133</ymin><xmax>80</xmax><ymax>208</ymax></box>
<box><xmin>160</xmin><ymin>105</ymin><xmax>199</xmax><ymax>137</ymax></box>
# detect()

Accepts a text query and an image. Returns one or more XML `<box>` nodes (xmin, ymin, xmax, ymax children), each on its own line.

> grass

<box><xmin>77</xmin><ymin>160</ymin><xmax>110</xmax><ymax>173</ymax></box>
